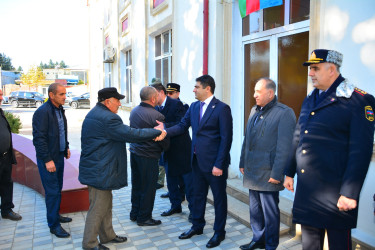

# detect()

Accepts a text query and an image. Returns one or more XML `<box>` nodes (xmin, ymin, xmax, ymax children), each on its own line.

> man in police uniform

<box><xmin>0</xmin><ymin>89</ymin><xmax>22</xmax><ymax>221</ymax></box>
<box><xmin>284</xmin><ymin>49</ymin><xmax>375</xmax><ymax>249</ymax></box>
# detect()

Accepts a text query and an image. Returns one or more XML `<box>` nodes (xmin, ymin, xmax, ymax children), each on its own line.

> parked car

<box><xmin>9</xmin><ymin>91</ymin><xmax>45</xmax><ymax>108</ymax></box>
<box><xmin>69</xmin><ymin>92</ymin><xmax>90</xmax><ymax>109</ymax></box>
<box><xmin>65</xmin><ymin>92</ymin><xmax>76</xmax><ymax>104</ymax></box>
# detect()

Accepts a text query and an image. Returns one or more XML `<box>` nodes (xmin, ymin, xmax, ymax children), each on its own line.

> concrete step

<box><xmin>207</xmin><ymin>188</ymin><xmax>290</xmax><ymax>237</ymax></box>
<box><xmin>225</xmin><ymin>177</ymin><xmax>294</xmax><ymax>228</ymax></box>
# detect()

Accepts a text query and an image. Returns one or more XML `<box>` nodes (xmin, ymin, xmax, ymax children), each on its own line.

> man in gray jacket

<box><xmin>79</xmin><ymin>87</ymin><xmax>164</xmax><ymax>250</ymax></box>
<box><xmin>239</xmin><ymin>78</ymin><xmax>296</xmax><ymax>250</ymax></box>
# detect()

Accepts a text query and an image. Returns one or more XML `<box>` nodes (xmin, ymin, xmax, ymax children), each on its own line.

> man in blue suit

<box><xmin>157</xmin><ymin>75</ymin><xmax>233</xmax><ymax>248</ymax></box>
<box><xmin>151</xmin><ymin>83</ymin><xmax>193</xmax><ymax>219</ymax></box>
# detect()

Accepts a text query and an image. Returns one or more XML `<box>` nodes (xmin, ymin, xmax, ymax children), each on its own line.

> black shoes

<box><xmin>50</xmin><ymin>225</ymin><xmax>70</xmax><ymax>238</ymax></box>
<box><xmin>206</xmin><ymin>233</ymin><xmax>225</xmax><ymax>248</ymax></box>
<box><xmin>161</xmin><ymin>207</ymin><xmax>182</xmax><ymax>216</ymax></box>
<box><xmin>137</xmin><ymin>218</ymin><xmax>162</xmax><ymax>226</ymax></box>
<box><xmin>156</xmin><ymin>183</ymin><xmax>164</xmax><ymax>189</ymax></box>
<box><xmin>160</xmin><ymin>192</ymin><xmax>169</xmax><ymax>198</ymax></box>
<box><xmin>59</xmin><ymin>215</ymin><xmax>72</xmax><ymax>223</ymax></box>
<box><xmin>109</xmin><ymin>235</ymin><xmax>127</xmax><ymax>243</ymax></box>
<box><xmin>83</xmin><ymin>244</ymin><xmax>109</xmax><ymax>250</ymax></box>
<box><xmin>178</xmin><ymin>228</ymin><xmax>203</xmax><ymax>239</ymax></box>
<box><xmin>1</xmin><ymin>210</ymin><xmax>22</xmax><ymax>221</ymax></box>
<box><xmin>239</xmin><ymin>240</ymin><xmax>266</xmax><ymax>250</ymax></box>
<box><xmin>130</xmin><ymin>216</ymin><xmax>136</xmax><ymax>222</ymax></box>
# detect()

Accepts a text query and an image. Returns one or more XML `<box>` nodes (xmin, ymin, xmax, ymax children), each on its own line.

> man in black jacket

<box><xmin>32</xmin><ymin>83</ymin><xmax>72</xmax><ymax>238</ymax></box>
<box><xmin>129</xmin><ymin>86</ymin><xmax>169</xmax><ymax>226</ymax></box>
<box><xmin>79</xmin><ymin>87</ymin><xmax>163</xmax><ymax>250</ymax></box>
<box><xmin>0</xmin><ymin>89</ymin><xmax>22</xmax><ymax>221</ymax></box>
<box><xmin>151</xmin><ymin>83</ymin><xmax>193</xmax><ymax>219</ymax></box>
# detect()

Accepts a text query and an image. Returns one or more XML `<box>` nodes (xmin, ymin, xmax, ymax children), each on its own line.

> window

<box><xmin>155</xmin><ymin>30</ymin><xmax>172</xmax><ymax>84</ymax></box>
<box><xmin>125</xmin><ymin>50</ymin><xmax>132</xmax><ymax>103</ymax></box>
<box><xmin>153</xmin><ymin>0</ymin><xmax>165</xmax><ymax>8</ymax></box>
<box><xmin>242</xmin><ymin>0</ymin><xmax>310</xmax><ymax>36</ymax></box>
<box><xmin>122</xmin><ymin>18</ymin><xmax>128</xmax><ymax>33</ymax></box>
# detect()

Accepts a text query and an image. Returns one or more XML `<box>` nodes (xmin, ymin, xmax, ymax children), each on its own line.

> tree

<box><xmin>48</xmin><ymin>59</ymin><xmax>55</xmax><ymax>69</ymax></box>
<box><xmin>20</xmin><ymin>65</ymin><xmax>46</xmax><ymax>86</ymax></box>
<box><xmin>17</xmin><ymin>66</ymin><xmax>23</xmax><ymax>72</ymax></box>
<box><xmin>0</xmin><ymin>53</ymin><xmax>15</xmax><ymax>70</ymax></box>
<box><xmin>59</xmin><ymin>60</ymin><xmax>68</xmax><ymax>68</ymax></box>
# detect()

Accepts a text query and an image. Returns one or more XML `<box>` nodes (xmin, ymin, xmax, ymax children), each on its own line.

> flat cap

<box><xmin>166</xmin><ymin>83</ymin><xmax>180</xmax><ymax>92</ymax></box>
<box><xmin>303</xmin><ymin>49</ymin><xmax>343</xmax><ymax>67</ymax></box>
<box><xmin>98</xmin><ymin>87</ymin><xmax>125</xmax><ymax>102</ymax></box>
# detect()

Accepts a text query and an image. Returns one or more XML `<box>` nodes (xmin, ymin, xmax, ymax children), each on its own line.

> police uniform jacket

<box><xmin>284</xmin><ymin>75</ymin><xmax>375</xmax><ymax>229</ymax></box>
<box><xmin>239</xmin><ymin>97</ymin><xmax>296</xmax><ymax>191</ymax></box>
<box><xmin>159</xmin><ymin>97</ymin><xmax>192</xmax><ymax>177</ymax></box>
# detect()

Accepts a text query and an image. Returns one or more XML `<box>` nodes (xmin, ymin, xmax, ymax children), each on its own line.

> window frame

<box><xmin>154</xmin><ymin>29</ymin><xmax>172</xmax><ymax>84</ymax></box>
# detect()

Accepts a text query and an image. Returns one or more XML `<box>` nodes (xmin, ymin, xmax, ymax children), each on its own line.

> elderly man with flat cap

<box><xmin>284</xmin><ymin>49</ymin><xmax>375</xmax><ymax>250</ymax></box>
<box><xmin>79</xmin><ymin>87</ymin><xmax>164</xmax><ymax>250</ymax></box>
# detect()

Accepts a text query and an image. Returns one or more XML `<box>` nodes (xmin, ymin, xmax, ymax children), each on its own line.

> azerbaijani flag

<box><xmin>239</xmin><ymin>0</ymin><xmax>283</xmax><ymax>18</ymax></box>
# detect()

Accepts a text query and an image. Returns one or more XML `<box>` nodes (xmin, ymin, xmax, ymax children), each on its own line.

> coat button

<box><xmin>311</xmin><ymin>112</ymin><xmax>315</xmax><ymax>115</ymax></box>
<box><xmin>304</xmin><ymin>130</ymin><xmax>308</xmax><ymax>134</ymax></box>
<box><xmin>301</xmin><ymin>169</ymin><xmax>305</xmax><ymax>173</ymax></box>
<box><xmin>302</xmin><ymin>150</ymin><xmax>306</xmax><ymax>154</ymax></box>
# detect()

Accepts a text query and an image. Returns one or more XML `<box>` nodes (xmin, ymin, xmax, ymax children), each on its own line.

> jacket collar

<box><xmin>97</xmin><ymin>102</ymin><xmax>111</xmax><ymax>111</ymax></box>
<box><xmin>256</xmin><ymin>96</ymin><xmax>277</xmax><ymax>113</ymax></box>
<box><xmin>140</xmin><ymin>102</ymin><xmax>155</xmax><ymax>109</ymax></box>
<box><xmin>307</xmin><ymin>75</ymin><xmax>354</xmax><ymax>99</ymax></box>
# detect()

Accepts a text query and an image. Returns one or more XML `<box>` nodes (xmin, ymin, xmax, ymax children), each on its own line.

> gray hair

<box><xmin>140</xmin><ymin>86</ymin><xmax>157</xmax><ymax>101</ymax></box>
<box><xmin>259</xmin><ymin>77</ymin><xmax>276</xmax><ymax>93</ymax></box>
<box><xmin>48</xmin><ymin>83</ymin><xmax>64</xmax><ymax>95</ymax></box>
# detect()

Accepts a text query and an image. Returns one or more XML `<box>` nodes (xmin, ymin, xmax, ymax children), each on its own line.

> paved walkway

<box><xmin>0</xmin><ymin>183</ymin><xmax>301</xmax><ymax>250</ymax></box>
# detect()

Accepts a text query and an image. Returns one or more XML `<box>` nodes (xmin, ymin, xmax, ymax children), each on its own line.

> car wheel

<box><xmin>11</xmin><ymin>100</ymin><xmax>19</xmax><ymax>108</ymax></box>
<box><xmin>71</xmin><ymin>102</ymin><xmax>78</xmax><ymax>109</ymax></box>
<box><xmin>35</xmin><ymin>101</ymin><xmax>42</xmax><ymax>108</ymax></box>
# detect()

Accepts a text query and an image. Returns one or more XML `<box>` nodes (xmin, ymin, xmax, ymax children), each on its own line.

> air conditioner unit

<box><xmin>103</xmin><ymin>45</ymin><xmax>116</xmax><ymax>63</ymax></box>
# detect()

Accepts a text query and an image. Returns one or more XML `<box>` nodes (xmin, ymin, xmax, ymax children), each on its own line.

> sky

<box><xmin>0</xmin><ymin>0</ymin><xmax>89</xmax><ymax>71</ymax></box>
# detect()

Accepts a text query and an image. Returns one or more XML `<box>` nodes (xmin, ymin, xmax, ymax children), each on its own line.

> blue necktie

<box><xmin>199</xmin><ymin>102</ymin><xmax>205</xmax><ymax>123</ymax></box>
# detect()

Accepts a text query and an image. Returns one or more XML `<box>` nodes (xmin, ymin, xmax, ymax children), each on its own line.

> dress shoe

<box><xmin>108</xmin><ymin>235</ymin><xmax>127</xmax><ymax>243</ymax></box>
<box><xmin>137</xmin><ymin>218</ymin><xmax>162</xmax><ymax>226</ymax></box>
<box><xmin>206</xmin><ymin>233</ymin><xmax>225</xmax><ymax>248</ymax></box>
<box><xmin>239</xmin><ymin>240</ymin><xmax>266</xmax><ymax>250</ymax></box>
<box><xmin>160</xmin><ymin>192</ymin><xmax>169</xmax><ymax>198</ymax></box>
<box><xmin>83</xmin><ymin>243</ymin><xmax>109</xmax><ymax>250</ymax></box>
<box><xmin>161</xmin><ymin>207</ymin><xmax>182</xmax><ymax>216</ymax></box>
<box><xmin>156</xmin><ymin>183</ymin><xmax>164</xmax><ymax>189</ymax></box>
<box><xmin>1</xmin><ymin>210</ymin><xmax>22</xmax><ymax>221</ymax></box>
<box><xmin>130</xmin><ymin>216</ymin><xmax>137</xmax><ymax>222</ymax></box>
<box><xmin>59</xmin><ymin>215</ymin><xmax>72</xmax><ymax>223</ymax></box>
<box><xmin>178</xmin><ymin>228</ymin><xmax>203</xmax><ymax>239</ymax></box>
<box><xmin>50</xmin><ymin>225</ymin><xmax>70</xmax><ymax>238</ymax></box>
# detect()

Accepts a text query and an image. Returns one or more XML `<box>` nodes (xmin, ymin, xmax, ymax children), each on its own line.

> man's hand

<box><xmin>240</xmin><ymin>168</ymin><xmax>244</xmax><ymax>175</ymax></box>
<box><xmin>154</xmin><ymin>130</ymin><xmax>167</xmax><ymax>141</ymax></box>
<box><xmin>212</xmin><ymin>166</ymin><xmax>223</xmax><ymax>176</ymax></box>
<box><xmin>337</xmin><ymin>195</ymin><xmax>357</xmax><ymax>211</ymax></box>
<box><xmin>283</xmin><ymin>176</ymin><xmax>294</xmax><ymax>192</ymax></box>
<box><xmin>45</xmin><ymin>160</ymin><xmax>56</xmax><ymax>172</ymax></box>
<box><xmin>154</xmin><ymin>120</ymin><xmax>165</xmax><ymax>131</ymax></box>
<box><xmin>65</xmin><ymin>149</ymin><xmax>71</xmax><ymax>159</ymax></box>
<box><xmin>268</xmin><ymin>178</ymin><xmax>280</xmax><ymax>184</ymax></box>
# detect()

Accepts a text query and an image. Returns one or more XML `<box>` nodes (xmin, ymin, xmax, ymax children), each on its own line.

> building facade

<box><xmin>88</xmin><ymin>0</ymin><xmax>375</xmax><ymax>246</ymax></box>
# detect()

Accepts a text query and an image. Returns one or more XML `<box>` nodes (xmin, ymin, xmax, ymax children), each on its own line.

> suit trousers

<box><xmin>165</xmin><ymin>161</ymin><xmax>193</xmax><ymax>211</ymax></box>
<box><xmin>191</xmin><ymin>155</ymin><xmax>227</xmax><ymax>235</ymax></box>
<box><xmin>36</xmin><ymin>152</ymin><xmax>64</xmax><ymax>229</ymax></box>
<box><xmin>82</xmin><ymin>186</ymin><xmax>116</xmax><ymax>249</ymax></box>
<box><xmin>249</xmin><ymin>190</ymin><xmax>280</xmax><ymax>250</ymax></box>
<box><xmin>301</xmin><ymin>224</ymin><xmax>352</xmax><ymax>250</ymax></box>
<box><xmin>0</xmin><ymin>153</ymin><xmax>15</xmax><ymax>215</ymax></box>
<box><xmin>130</xmin><ymin>153</ymin><xmax>159</xmax><ymax>222</ymax></box>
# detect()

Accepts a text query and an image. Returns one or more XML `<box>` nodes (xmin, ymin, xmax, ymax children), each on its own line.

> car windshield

<box><xmin>33</xmin><ymin>92</ymin><xmax>43</xmax><ymax>97</ymax></box>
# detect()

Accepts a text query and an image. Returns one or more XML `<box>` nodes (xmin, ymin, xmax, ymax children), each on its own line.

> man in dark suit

<box><xmin>151</xmin><ymin>83</ymin><xmax>193</xmax><ymax>219</ymax></box>
<box><xmin>129</xmin><ymin>86</ymin><xmax>169</xmax><ymax>226</ymax></box>
<box><xmin>157</xmin><ymin>75</ymin><xmax>233</xmax><ymax>248</ymax></box>
<box><xmin>0</xmin><ymin>89</ymin><xmax>22</xmax><ymax>222</ymax></box>
<box><xmin>284</xmin><ymin>49</ymin><xmax>375</xmax><ymax>249</ymax></box>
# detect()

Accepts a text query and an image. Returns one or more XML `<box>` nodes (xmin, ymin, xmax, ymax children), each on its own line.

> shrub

<box><xmin>4</xmin><ymin>111</ymin><xmax>22</xmax><ymax>134</ymax></box>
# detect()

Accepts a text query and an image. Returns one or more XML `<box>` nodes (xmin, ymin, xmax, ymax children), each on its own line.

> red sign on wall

<box><xmin>153</xmin><ymin>0</ymin><xmax>165</xmax><ymax>8</ymax></box>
